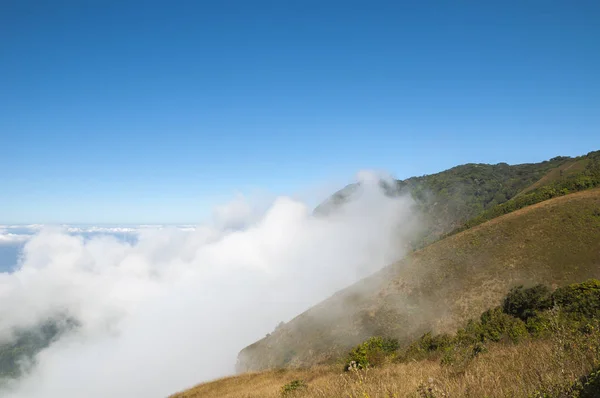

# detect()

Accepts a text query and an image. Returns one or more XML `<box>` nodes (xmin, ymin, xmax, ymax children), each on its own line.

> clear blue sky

<box><xmin>1</xmin><ymin>1</ymin><xmax>599</xmax><ymax>224</ymax></box>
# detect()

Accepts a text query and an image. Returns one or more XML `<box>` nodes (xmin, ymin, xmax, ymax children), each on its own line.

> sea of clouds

<box><xmin>0</xmin><ymin>172</ymin><xmax>421</xmax><ymax>398</ymax></box>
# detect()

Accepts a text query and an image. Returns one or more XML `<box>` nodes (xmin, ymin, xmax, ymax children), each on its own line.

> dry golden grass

<box><xmin>173</xmin><ymin>328</ymin><xmax>600</xmax><ymax>398</ymax></box>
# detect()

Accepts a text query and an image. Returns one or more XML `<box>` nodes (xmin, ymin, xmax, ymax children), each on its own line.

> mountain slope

<box><xmin>449</xmin><ymin>150</ymin><xmax>600</xmax><ymax>235</ymax></box>
<box><xmin>237</xmin><ymin>188</ymin><xmax>600</xmax><ymax>372</ymax></box>
<box><xmin>316</xmin><ymin>152</ymin><xmax>600</xmax><ymax>249</ymax></box>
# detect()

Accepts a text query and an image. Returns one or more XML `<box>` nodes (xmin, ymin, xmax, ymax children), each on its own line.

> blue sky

<box><xmin>1</xmin><ymin>1</ymin><xmax>599</xmax><ymax>224</ymax></box>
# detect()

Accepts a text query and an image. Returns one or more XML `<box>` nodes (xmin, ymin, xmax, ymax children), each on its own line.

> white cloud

<box><xmin>1</xmin><ymin>176</ymin><xmax>420</xmax><ymax>398</ymax></box>
<box><xmin>0</xmin><ymin>233</ymin><xmax>32</xmax><ymax>245</ymax></box>
<box><xmin>356</xmin><ymin>169</ymin><xmax>395</xmax><ymax>185</ymax></box>
<box><xmin>211</xmin><ymin>195</ymin><xmax>260</xmax><ymax>231</ymax></box>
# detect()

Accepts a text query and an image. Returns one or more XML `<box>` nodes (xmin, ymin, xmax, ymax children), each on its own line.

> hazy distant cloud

<box><xmin>0</xmin><ymin>225</ymin><xmax>202</xmax><ymax>246</ymax></box>
<box><xmin>1</xmin><ymin>175</ymin><xmax>421</xmax><ymax>398</ymax></box>
<box><xmin>0</xmin><ymin>233</ymin><xmax>31</xmax><ymax>244</ymax></box>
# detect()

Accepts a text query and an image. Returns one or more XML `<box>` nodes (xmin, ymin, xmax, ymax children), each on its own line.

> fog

<box><xmin>1</xmin><ymin>172</ymin><xmax>421</xmax><ymax>398</ymax></box>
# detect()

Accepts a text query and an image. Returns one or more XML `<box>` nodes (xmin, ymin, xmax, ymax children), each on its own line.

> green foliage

<box><xmin>280</xmin><ymin>379</ymin><xmax>307</xmax><ymax>396</ymax></box>
<box><xmin>479</xmin><ymin>307</ymin><xmax>529</xmax><ymax>343</ymax></box>
<box><xmin>525</xmin><ymin>313</ymin><xmax>553</xmax><ymax>337</ymax></box>
<box><xmin>400</xmin><ymin>332</ymin><xmax>453</xmax><ymax>362</ymax></box>
<box><xmin>416</xmin><ymin>332</ymin><xmax>453</xmax><ymax>352</ymax></box>
<box><xmin>344</xmin><ymin>336</ymin><xmax>399</xmax><ymax>370</ymax></box>
<box><xmin>502</xmin><ymin>284</ymin><xmax>552</xmax><ymax>321</ymax></box>
<box><xmin>552</xmin><ymin>279</ymin><xmax>600</xmax><ymax>319</ymax></box>
<box><xmin>452</xmin><ymin>308</ymin><xmax>529</xmax><ymax>346</ymax></box>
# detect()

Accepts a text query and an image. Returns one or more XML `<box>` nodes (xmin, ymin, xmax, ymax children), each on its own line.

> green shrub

<box><xmin>453</xmin><ymin>308</ymin><xmax>528</xmax><ymax>345</ymax></box>
<box><xmin>280</xmin><ymin>379</ymin><xmax>307</xmax><ymax>396</ymax></box>
<box><xmin>525</xmin><ymin>313</ymin><xmax>553</xmax><ymax>337</ymax></box>
<box><xmin>502</xmin><ymin>284</ymin><xmax>552</xmax><ymax>321</ymax></box>
<box><xmin>344</xmin><ymin>336</ymin><xmax>399</xmax><ymax>370</ymax></box>
<box><xmin>479</xmin><ymin>307</ymin><xmax>529</xmax><ymax>343</ymax></box>
<box><xmin>551</xmin><ymin>279</ymin><xmax>600</xmax><ymax>319</ymax></box>
<box><xmin>455</xmin><ymin>319</ymin><xmax>484</xmax><ymax>345</ymax></box>
<box><xmin>417</xmin><ymin>332</ymin><xmax>453</xmax><ymax>352</ymax></box>
<box><xmin>399</xmin><ymin>332</ymin><xmax>454</xmax><ymax>363</ymax></box>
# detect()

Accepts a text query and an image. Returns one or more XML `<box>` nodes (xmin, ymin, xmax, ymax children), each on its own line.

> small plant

<box><xmin>280</xmin><ymin>379</ymin><xmax>307</xmax><ymax>396</ymax></box>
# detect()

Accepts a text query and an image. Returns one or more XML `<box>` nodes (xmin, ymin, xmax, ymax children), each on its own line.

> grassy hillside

<box><xmin>174</xmin><ymin>279</ymin><xmax>600</xmax><ymax>398</ymax></box>
<box><xmin>237</xmin><ymin>188</ymin><xmax>600</xmax><ymax>372</ymax></box>
<box><xmin>176</xmin><ymin>341</ymin><xmax>600</xmax><ymax>398</ymax></box>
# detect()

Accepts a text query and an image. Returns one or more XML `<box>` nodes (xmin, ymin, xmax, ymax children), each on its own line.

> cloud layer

<box><xmin>1</xmin><ymin>174</ymin><xmax>420</xmax><ymax>398</ymax></box>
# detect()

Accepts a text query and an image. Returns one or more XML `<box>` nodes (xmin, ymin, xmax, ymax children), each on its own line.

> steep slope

<box><xmin>237</xmin><ymin>188</ymin><xmax>600</xmax><ymax>372</ymax></box>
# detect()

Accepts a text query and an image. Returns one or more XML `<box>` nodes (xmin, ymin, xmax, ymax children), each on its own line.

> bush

<box><xmin>502</xmin><ymin>284</ymin><xmax>552</xmax><ymax>321</ymax></box>
<box><xmin>417</xmin><ymin>332</ymin><xmax>453</xmax><ymax>352</ymax></box>
<box><xmin>401</xmin><ymin>332</ymin><xmax>454</xmax><ymax>362</ymax></box>
<box><xmin>345</xmin><ymin>336</ymin><xmax>399</xmax><ymax>370</ymax></box>
<box><xmin>525</xmin><ymin>313</ymin><xmax>553</xmax><ymax>337</ymax></box>
<box><xmin>551</xmin><ymin>279</ymin><xmax>600</xmax><ymax>319</ymax></box>
<box><xmin>479</xmin><ymin>307</ymin><xmax>529</xmax><ymax>343</ymax></box>
<box><xmin>280</xmin><ymin>380</ymin><xmax>307</xmax><ymax>396</ymax></box>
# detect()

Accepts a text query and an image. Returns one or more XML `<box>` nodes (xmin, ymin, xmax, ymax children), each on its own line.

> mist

<box><xmin>1</xmin><ymin>173</ymin><xmax>421</xmax><ymax>398</ymax></box>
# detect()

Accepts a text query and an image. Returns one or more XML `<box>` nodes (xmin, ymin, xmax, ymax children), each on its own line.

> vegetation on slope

<box><xmin>449</xmin><ymin>150</ymin><xmax>600</xmax><ymax>236</ymax></box>
<box><xmin>237</xmin><ymin>188</ymin><xmax>600</xmax><ymax>372</ymax></box>
<box><xmin>315</xmin><ymin>155</ymin><xmax>577</xmax><ymax>248</ymax></box>
<box><xmin>0</xmin><ymin>316</ymin><xmax>76</xmax><ymax>382</ymax></box>
<box><xmin>316</xmin><ymin>151</ymin><xmax>600</xmax><ymax>250</ymax></box>
<box><xmin>396</xmin><ymin>156</ymin><xmax>572</xmax><ymax>247</ymax></box>
<box><xmin>174</xmin><ymin>279</ymin><xmax>600</xmax><ymax>398</ymax></box>
<box><xmin>344</xmin><ymin>280</ymin><xmax>600</xmax><ymax>370</ymax></box>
